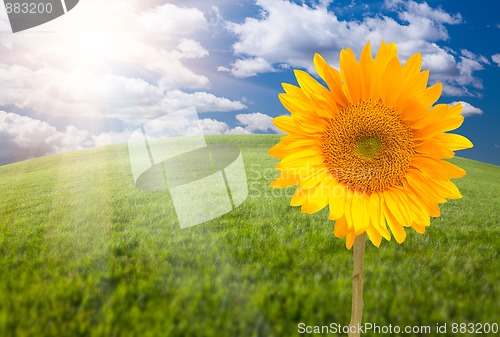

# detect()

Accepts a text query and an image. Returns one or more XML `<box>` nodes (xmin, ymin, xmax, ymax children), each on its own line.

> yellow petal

<box><xmin>392</xmin><ymin>188</ymin><xmax>414</xmax><ymax>225</ymax></box>
<box><xmin>301</xmin><ymin>187</ymin><xmax>329</xmax><ymax>214</ymax></box>
<box><xmin>397</xmin><ymin>71</ymin><xmax>430</xmax><ymax>121</ymax></box>
<box><xmin>313</xmin><ymin>53</ymin><xmax>329</xmax><ymax>81</ymax></box>
<box><xmin>414</xmin><ymin>138</ymin><xmax>454</xmax><ymax>159</ymax></box>
<box><xmin>400</xmin><ymin>187</ymin><xmax>430</xmax><ymax>227</ymax></box>
<box><xmin>291</xmin><ymin>110</ymin><xmax>330</xmax><ymax>132</ymax></box>
<box><xmin>270</xmin><ymin>171</ymin><xmax>299</xmax><ymax>188</ymax></box>
<box><xmin>429</xmin><ymin>179</ymin><xmax>462</xmax><ymax>199</ymax></box>
<box><xmin>405</xmin><ymin>169</ymin><xmax>446</xmax><ymax>203</ymax></box>
<box><xmin>411</xmin><ymin>155</ymin><xmax>451</xmax><ymax>181</ymax></box>
<box><xmin>380</xmin><ymin>57</ymin><xmax>403</xmax><ymax>107</ymax></box>
<box><xmin>404</xmin><ymin>103</ymin><xmax>446</xmax><ymax>131</ymax></box>
<box><xmin>413</xmin><ymin>115</ymin><xmax>464</xmax><ymax>140</ymax></box>
<box><xmin>294</xmin><ymin>69</ymin><xmax>338</xmax><ymax>117</ymax></box>
<box><xmin>435</xmin><ymin>133</ymin><xmax>473</xmax><ymax>151</ymax></box>
<box><xmin>280</xmin><ymin>134</ymin><xmax>317</xmax><ymax>143</ymax></box>
<box><xmin>275</xmin><ymin>149</ymin><xmax>323</xmax><ymax>169</ymax></box>
<box><xmin>368</xmin><ymin>192</ymin><xmax>381</xmax><ymax>231</ymax></box>
<box><xmin>279</xmin><ymin>139</ymin><xmax>321</xmax><ymax>153</ymax></box>
<box><xmin>444</xmin><ymin>102</ymin><xmax>463</xmax><ymax>118</ymax></box>
<box><xmin>300</xmin><ymin>168</ymin><xmax>328</xmax><ymax>189</ymax></box>
<box><xmin>437</xmin><ymin>160</ymin><xmax>466</xmax><ymax>178</ymax></box>
<box><xmin>278</xmin><ymin>92</ymin><xmax>314</xmax><ymax>117</ymax></box>
<box><xmin>375</xmin><ymin>41</ymin><xmax>398</xmax><ymax>65</ymax></box>
<box><xmin>269</xmin><ymin>138</ymin><xmax>321</xmax><ymax>157</ymax></box>
<box><xmin>290</xmin><ymin>187</ymin><xmax>307</xmax><ymax>206</ymax></box>
<box><xmin>278</xmin><ymin>95</ymin><xmax>330</xmax><ymax>132</ymax></box>
<box><xmin>351</xmin><ymin>192</ymin><xmax>370</xmax><ymax>234</ymax></box>
<box><xmin>411</xmin><ymin>222</ymin><xmax>426</xmax><ymax>234</ymax></box>
<box><xmin>359</xmin><ymin>41</ymin><xmax>374</xmax><ymax>100</ymax></box>
<box><xmin>402</xmin><ymin>52</ymin><xmax>422</xmax><ymax>78</ymax></box>
<box><xmin>273</xmin><ymin>116</ymin><xmax>296</xmax><ymax>134</ymax></box>
<box><xmin>268</xmin><ymin>142</ymin><xmax>286</xmax><ymax>158</ymax></box>
<box><xmin>343</xmin><ymin>189</ymin><xmax>354</xmax><ymax>231</ymax></box>
<box><xmin>368</xmin><ymin>193</ymin><xmax>390</xmax><ymax>240</ymax></box>
<box><xmin>396</xmin><ymin>53</ymin><xmax>423</xmax><ymax>107</ymax></box>
<box><xmin>366</xmin><ymin>225</ymin><xmax>382</xmax><ymax>247</ymax></box>
<box><xmin>383</xmin><ymin>188</ymin><xmax>411</xmax><ymax>227</ymax></box>
<box><xmin>346</xmin><ymin>230</ymin><xmax>356</xmax><ymax>249</ymax></box>
<box><xmin>376</xmin><ymin>193</ymin><xmax>391</xmax><ymax>240</ymax></box>
<box><xmin>340</xmin><ymin>48</ymin><xmax>363</xmax><ymax>102</ymax></box>
<box><xmin>313</xmin><ymin>53</ymin><xmax>349</xmax><ymax>107</ymax></box>
<box><xmin>334</xmin><ymin>216</ymin><xmax>348</xmax><ymax>238</ymax></box>
<box><xmin>282</xmin><ymin>82</ymin><xmax>302</xmax><ymax>94</ymax></box>
<box><xmin>423</xmin><ymin>82</ymin><xmax>442</xmax><ymax>107</ymax></box>
<box><xmin>328</xmin><ymin>181</ymin><xmax>346</xmax><ymax>220</ymax></box>
<box><xmin>384</xmin><ymin>205</ymin><xmax>407</xmax><ymax>244</ymax></box>
<box><xmin>412</xmin><ymin>206</ymin><xmax>431</xmax><ymax>228</ymax></box>
<box><xmin>372</xmin><ymin>41</ymin><xmax>398</xmax><ymax>96</ymax></box>
<box><xmin>402</xmin><ymin>178</ymin><xmax>441</xmax><ymax>217</ymax></box>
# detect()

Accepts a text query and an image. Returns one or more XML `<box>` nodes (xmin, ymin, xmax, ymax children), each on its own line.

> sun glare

<box><xmin>74</xmin><ymin>30</ymin><xmax>112</xmax><ymax>61</ymax></box>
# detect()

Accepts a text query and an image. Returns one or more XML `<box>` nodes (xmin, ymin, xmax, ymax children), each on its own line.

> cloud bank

<box><xmin>0</xmin><ymin>0</ymin><xmax>246</xmax><ymax>122</ymax></box>
<box><xmin>223</xmin><ymin>0</ymin><xmax>487</xmax><ymax>97</ymax></box>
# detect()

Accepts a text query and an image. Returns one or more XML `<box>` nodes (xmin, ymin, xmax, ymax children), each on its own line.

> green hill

<box><xmin>1</xmin><ymin>134</ymin><xmax>499</xmax><ymax>337</ymax></box>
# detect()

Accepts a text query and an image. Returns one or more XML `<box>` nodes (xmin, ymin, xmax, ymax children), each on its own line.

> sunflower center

<box><xmin>321</xmin><ymin>99</ymin><xmax>414</xmax><ymax>194</ymax></box>
<box><xmin>356</xmin><ymin>136</ymin><xmax>382</xmax><ymax>159</ymax></box>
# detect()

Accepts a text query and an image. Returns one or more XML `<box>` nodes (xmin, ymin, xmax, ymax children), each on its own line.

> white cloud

<box><xmin>230</xmin><ymin>57</ymin><xmax>276</xmax><ymax>78</ymax></box>
<box><xmin>224</xmin><ymin>0</ymin><xmax>482</xmax><ymax>96</ymax></box>
<box><xmin>138</xmin><ymin>3</ymin><xmax>208</xmax><ymax>35</ymax></box>
<box><xmin>227</xmin><ymin>126</ymin><xmax>251</xmax><ymax>134</ymax></box>
<box><xmin>175</xmin><ymin>38</ymin><xmax>209</xmax><ymax>59</ymax></box>
<box><xmin>0</xmin><ymin>66</ymin><xmax>246</xmax><ymax>122</ymax></box>
<box><xmin>200</xmin><ymin>118</ymin><xmax>233</xmax><ymax>135</ymax></box>
<box><xmin>461</xmin><ymin>49</ymin><xmax>490</xmax><ymax>65</ymax></box>
<box><xmin>492</xmin><ymin>54</ymin><xmax>500</xmax><ymax>67</ymax></box>
<box><xmin>235</xmin><ymin>112</ymin><xmax>279</xmax><ymax>133</ymax></box>
<box><xmin>441</xmin><ymin>84</ymin><xmax>471</xmax><ymax>97</ymax></box>
<box><xmin>420</xmin><ymin>49</ymin><xmax>488</xmax><ymax>95</ymax></box>
<box><xmin>217</xmin><ymin>66</ymin><xmax>231</xmax><ymax>72</ymax></box>
<box><xmin>161</xmin><ymin>90</ymin><xmax>247</xmax><ymax>114</ymax></box>
<box><xmin>199</xmin><ymin>119</ymin><xmax>250</xmax><ymax>135</ymax></box>
<box><xmin>0</xmin><ymin>66</ymin><xmax>165</xmax><ymax>119</ymax></box>
<box><xmin>394</xmin><ymin>0</ymin><xmax>462</xmax><ymax>25</ymax></box>
<box><xmin>0</xmin><ymin>111</ymin><xmax>88</xmax><ymax>164</ymax></box>
<box><xmin>91</xmin><ymin>131</ymin><xmax>131</xmax><ymax>148</ymax></box>
<box><xmin>200</xmin><ymin>112</ymin><xmax>280</xmax><ymax>135</ymax></box>
<box><xmin>0</xmin><ymin>108</ymin><xmax>258</xmax><ymax>165</ymax></box>
<box><xmin>449</xmin><ymin>101</ymin><xmax>483</xmax><ymax>117</ymax></box>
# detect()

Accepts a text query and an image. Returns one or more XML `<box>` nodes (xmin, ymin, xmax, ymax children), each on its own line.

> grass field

<box><xmin>0</xmin><ymin>134</ymin><xmax>499</xmax><ymax>337</ymax></box>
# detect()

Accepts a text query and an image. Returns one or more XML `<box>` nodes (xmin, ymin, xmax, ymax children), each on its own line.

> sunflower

<box><xmin>269</xmin><ymin>41</ymin><xmax>473</xmax><ymax>249</ymax></box>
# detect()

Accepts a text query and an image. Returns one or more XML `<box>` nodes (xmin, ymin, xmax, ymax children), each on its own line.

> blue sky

<box><xmin>0</xmin><ymin>0</ymin><xmax>498</xmax><ymax>165</ymax></box>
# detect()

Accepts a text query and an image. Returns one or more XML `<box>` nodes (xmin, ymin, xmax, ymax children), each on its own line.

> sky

<box><xmin>0</xmin><ymin>0</ymin><xmax>498</xmax><ymax>166</ymax></box>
